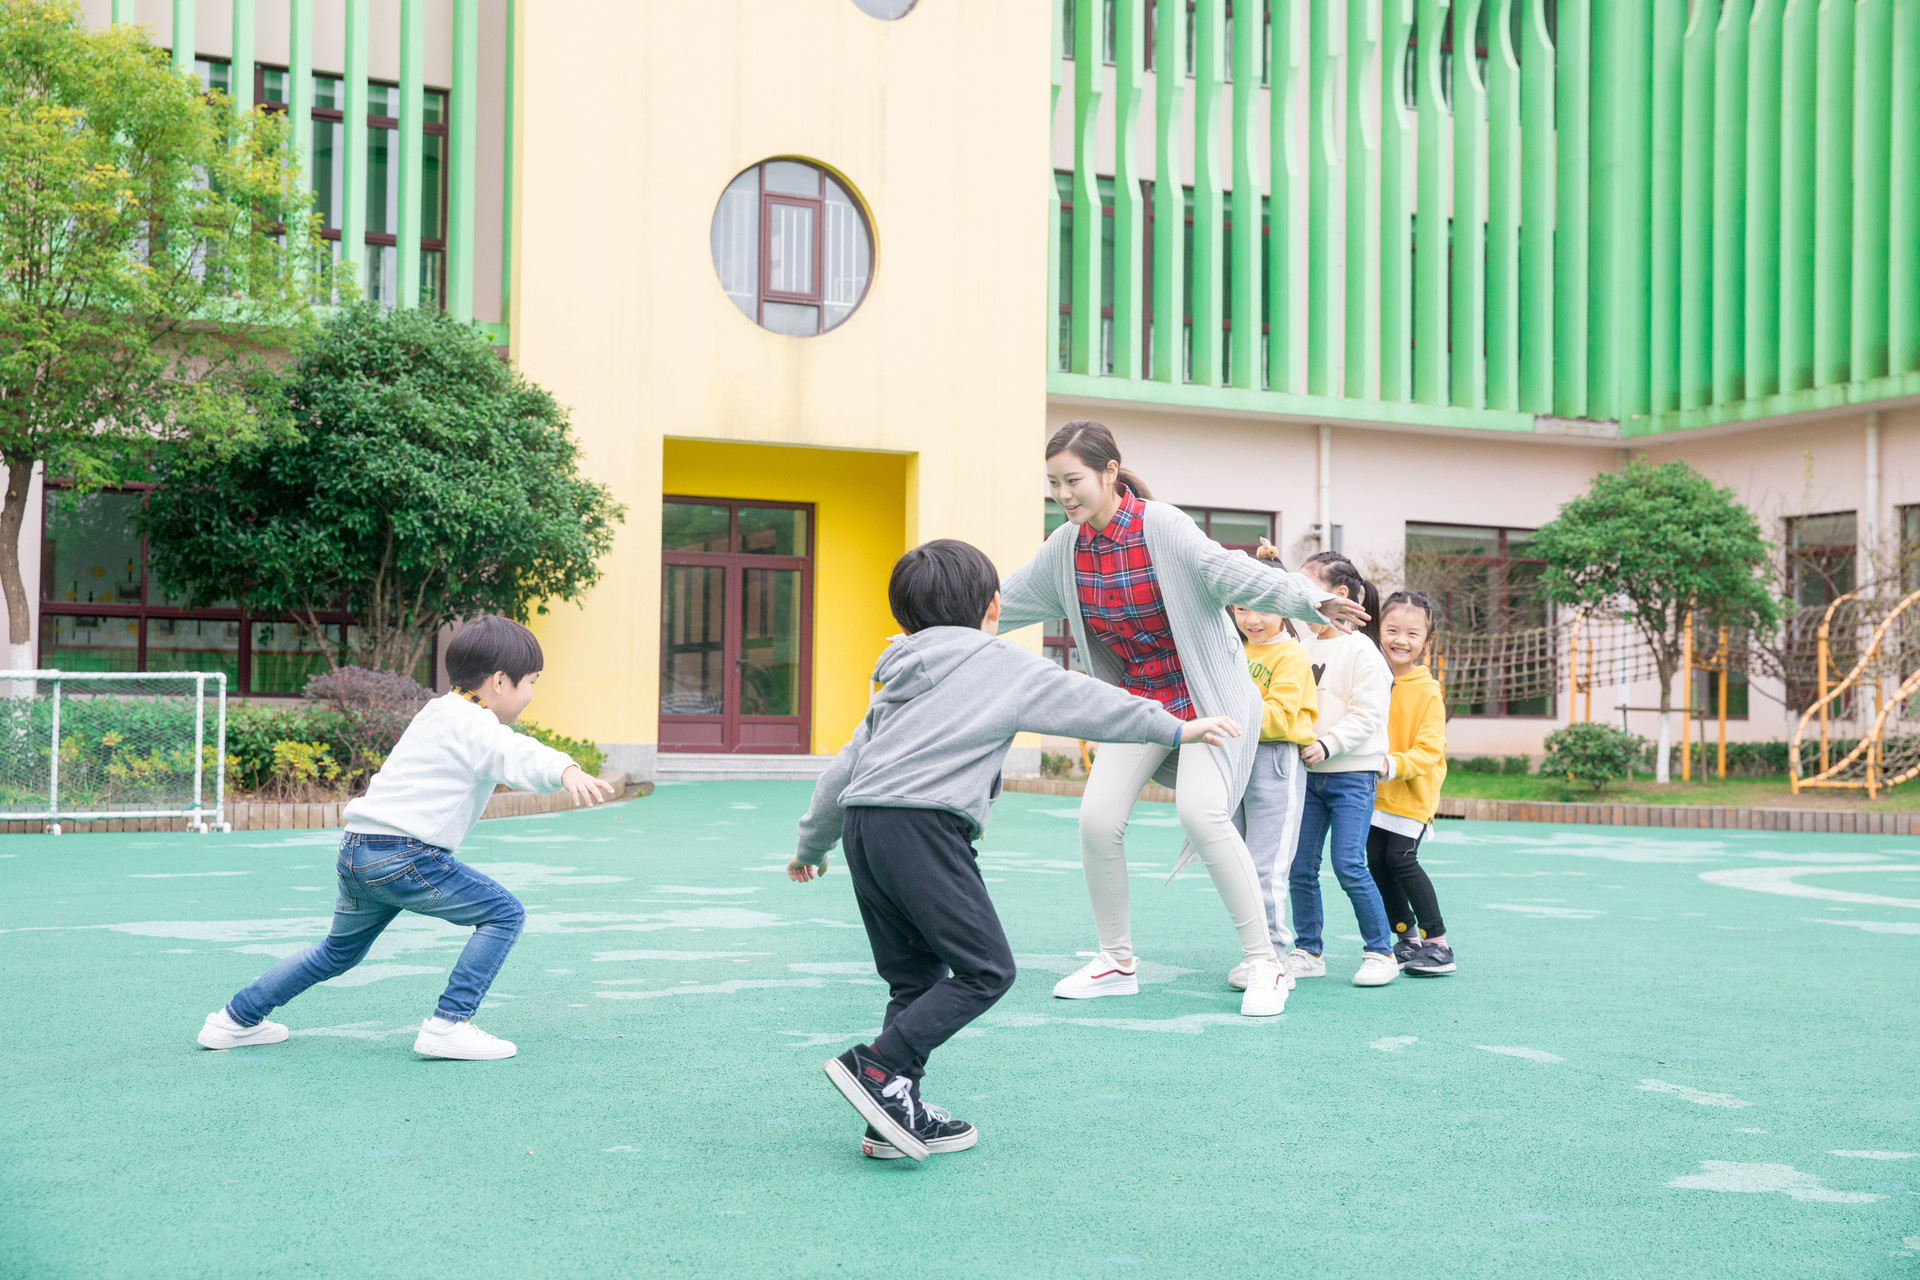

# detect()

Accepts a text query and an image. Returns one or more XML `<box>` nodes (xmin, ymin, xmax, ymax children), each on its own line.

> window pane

<box><xmin>767</xmin><ymin>202</ymin><xmax>816</xmax><ymax>295</ymax></box>
<box><xmin>263</xmin><ymin>68</ymin><xmax>287</xmax><ymax>104</ymax></box>
<box><xmin>419</xmin><ymin>248</ymin><xmax>445</xmax><ymax>311</ymax></box>
<box><xmin>661</xmin><ymin>565</ymin><xmax>726</xmax><ymax>716</ymax></box>
<box><xmin>367</xmin><ymin>124</ymin><xmax>396</xmax><ymax>235</ymax></box>
<box><xmin>739</xmin><ymin>568</ymin><xmax>801</xmax><ymax>716</ymax></box>
<box><xmin>145</xmin><ymin>616</ymin><xmax>241</xmax><ymax>685</ymax></box>
<box><xmin>366</xmin><ymin>83</ymin><xmax>393</xmax><ymax>117</ymax></box>
<box><xmin>313</xmin><ymin>74</ymin><xmax>340</xmax><ymax>110</ymax></box>
<box><xmin>251</xmin><ymin>622</ymin><xmax>340</xmax><ymax>696</ymax></box>
<box><xmin>1044</xmin><ymin>499</ymin><xmax>1069</xmax><ymax>537</ymax></box>
<box><xmin>366</xmin><ymin>243</ymin><xmax>397</xmax><ymax>308</ymax></box>
<box><xmin>738</xmin><ymin>507</ymin><xmax>806</xmax><ymax>556</ymax></box>
<box><xmin>822</xmin><ymin>176</ymin><xmax>870</xmax><ymax>330</ymax></box>
<box><xmin>710</xmin><ymin>169</ymin><xmax>759</xmax><ymax>319</ymax></box>
<box><xmin>662</xmin><ymin>502</ymin><xmax>730</xmax><ymax>552</ymax></box>
<box><xmin>1405</xmin><ymin>523</ymin><xmax>1499</xmax><ymax>558</ymax></box>
<box><xmin>763</xmin><ymin>160</ymin><xmax>819</xmax><ymax>196</ymax></box>
<box><xmin>1206</xmin><ymin>510</ymin><xmax>1271</xmax><ymax>548</ymax></box>
<box><xmin>1789</xmin><ymin>512</ymin><xmax>1856</xmax><ymax>550</ymax></box>
<box><xmin>422</xmin><ymin>131</ymin><xmax>444</xmax><ymax>239</ymax></box>
<box><xmin>312</xmin><ymin>118</ymin><xmax>343</xmax><ymax>229</ymax></box>
<box><xmin>40</xmin><ymin>614</ymin><xmax>140</xmax><ymax>672</ymax></box>
<box><xmin>193</xmin><ymin>59</ymin><xmax>231</xmax><ymax>95</ymax></box>
<box><xmin>424</xmin><ymin>90</ymin><xmax>446</xmax><ymax>124</ymax></box>
<box><xmin>42</xmin><ymin>491</ymin><xmax>143</xmax><ymax>606</ymax></box>
<box><xmin>761</xmin><ymin>302</ymin><xmax>819</xmax><ymax>336</ymax></box>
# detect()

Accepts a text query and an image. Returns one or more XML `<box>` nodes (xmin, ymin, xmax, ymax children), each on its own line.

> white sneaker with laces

<box><xmin>414</xmin><ymin>1016</ymin><xmax>517</xmax><ymax>1060</ymax></box>
<box><xmin>1228</xmin><ymin>959</ymin><xmax>1295</xmax><ymax>991</ymax></box>
<box><xmin>1283</xmin><ymin>948</ymin><xmax>1327</xmax><ymax>980</ymax></box>
<box><xmin>1352</xmin><ymin>952</ymin><xmax>1399</xmax><ymax>987</ymax></box>
<box><xmin>1051</xmin><ymin>952</ymin><xmax>1139</xmax><ymax>999</ymax></box>
<box><xmin>1238</xmin><ymin>957</ymin><xmax>1289</xmax><ymax>1016</ymax></box>
<box><xmin>197</xmin><ymin>1008</ymin><xmax>289</xmax><ymax>1050</ymax></box>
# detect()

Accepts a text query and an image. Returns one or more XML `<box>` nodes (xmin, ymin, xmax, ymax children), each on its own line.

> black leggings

<box><xmin>1366</xmin><ymin>826</ymin><xmax>1446</xmax><ymax>940</ymax></box>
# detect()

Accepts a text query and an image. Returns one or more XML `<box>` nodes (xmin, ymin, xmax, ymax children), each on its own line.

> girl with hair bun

<box><xmin>998</xmin><ymin>421</ymin><xmax>1370</xmax><ymax>1017</ymax></box>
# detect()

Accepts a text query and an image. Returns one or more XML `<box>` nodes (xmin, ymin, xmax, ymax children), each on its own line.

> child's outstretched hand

<box><xmin>788</xmin><ymin>856</ymin><xmax>827</xmax><ymax>883</ymax></box>
<box><xmin>561</xmin><ymin>765</ymin><xmax>619</xmax><ymax>807</ymax></box>
<box><xmin>1180</xmin><ymin>716</ymin><xmax>1243</xmax><ymax>747</ymax></box>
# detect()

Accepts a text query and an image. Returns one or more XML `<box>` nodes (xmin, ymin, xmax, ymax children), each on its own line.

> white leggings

<box><xmin>1079</xmin><ymin>741</ymin><xmax>1276</xmax><ymax>965</ymax></box>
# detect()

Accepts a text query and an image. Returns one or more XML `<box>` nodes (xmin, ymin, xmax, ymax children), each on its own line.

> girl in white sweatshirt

<box><xmin>1285</xmin><ymin>552</ymin><xmax>1398</xmax><ymax>987</ymax></box>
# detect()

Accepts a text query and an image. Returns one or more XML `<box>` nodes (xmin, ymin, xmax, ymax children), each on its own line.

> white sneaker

<box><xmin>1051</xmin><ymin>952</ymin><xmax>1139</xmax><ymax>999</ymax></box>
<box><xmin>1238</xmin><ymin>957</ymin><xmax>1289</xmax><ymax>1017</ymax></box>
<box><xmin>1352</xmin><ymin>952</ymin><xmax>1399</xmax><ymax>987</ymax></box>
<box><xmin>1228</xmin><ymin>959</ymin><xmax>1295</xmax><ymax>991</ymax></box>
<box><xmin>197</xmin><ymin>1008</ymin><xmax>289</xmax><ymax>1050</ymax></box>
<box><xmin>413</xmin><ymin>1016</ymin><xmax>517</xmax><ymax>1060</ymax></box>
<box><xmin>1283</xmin><ymin>948</ymin><xmax>1326</xmax><ymax>980</ymax></box>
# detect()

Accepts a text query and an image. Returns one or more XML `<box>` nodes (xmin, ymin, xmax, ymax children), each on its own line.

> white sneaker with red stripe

<box><xmin>1238</xmin><ymin>956</ymin><xmax>1289</xmax><ymax>1016</ymax></box>
<box><xmin>1051</xmin><ymin>951</ymin><xmax>1139</xmax><ymax>999</ymax></box>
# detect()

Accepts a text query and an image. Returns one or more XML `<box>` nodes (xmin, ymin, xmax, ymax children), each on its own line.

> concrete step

<box><xmin>655</xmin><ymin>753</ymin><xmax>837</xmax><ymax>782</ymax></box>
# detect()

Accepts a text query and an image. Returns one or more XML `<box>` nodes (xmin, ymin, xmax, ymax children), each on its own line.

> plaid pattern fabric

<box><xmin>1075</xmin><ymin>488</ymin><xmax>1195</xmax><ymax>720</ymax></box>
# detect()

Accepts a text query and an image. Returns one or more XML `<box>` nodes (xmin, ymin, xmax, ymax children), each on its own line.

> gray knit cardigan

<box><xmin>999</xmin><ymin>498</ymin><xmax>1335</xmax><ymax>806</ymax></box>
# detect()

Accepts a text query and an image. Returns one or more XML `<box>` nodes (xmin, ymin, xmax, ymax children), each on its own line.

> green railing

<box><xmin>1050</xmin><ymin>0</ymin><xmax>1920</xmax><ymax>437</ymax></box>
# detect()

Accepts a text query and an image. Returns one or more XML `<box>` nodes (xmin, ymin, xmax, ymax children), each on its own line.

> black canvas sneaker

<box><xmin>824</xmin><ymin>1045</ymin><xmax>929</xmax><ymax>1161</ymax></box>
<box><xmin>861</xmin><ymin>1102</ymin><xmax>979</xmax><ymax>1160</ymax></box>
<box><xmin>1405</xmin><ymin>940</ymin><xmax>1456</xmax><ymax>975</ymax></box>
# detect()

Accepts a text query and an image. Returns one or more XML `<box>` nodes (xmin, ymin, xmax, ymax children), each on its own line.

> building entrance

<box><xmin>659</xmin><ymin>497</ymin><xmax>814</xmax><ymax>753</ymax></box>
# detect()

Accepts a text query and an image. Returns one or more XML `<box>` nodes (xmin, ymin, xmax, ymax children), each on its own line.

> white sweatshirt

<box><xmin>343</xmin><ymin>693</ymin><xmax>578</xmax><ymax>851</ymax></box>
<box><xmin>1296</xmin><ymin>629</ymin><xmax>1391</xmax><ymax>774</ymax></box>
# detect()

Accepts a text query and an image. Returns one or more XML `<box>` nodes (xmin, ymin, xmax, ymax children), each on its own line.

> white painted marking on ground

<box><xmin>1371</xmin><ymin>1036</ymin><xmax>1419</xmax><ymax>1052</ymax></box>
<box><xmin>1483</xmin><ymin>904</ymin><xmax>1605</xmax><ymax>920</ymax></box>
<box><xmin>650</xmin><ymin>886</ymin><xmax>761</xmax><ymax>896</ymax></box>
<box><xmin>462</xmin><ymin>862</ymin><xmax>630</xmax><ymax>889</ymax></box>
<box><xmin>592</xmin><ymin>949</ymin><xmax>773</xmax><ymax>963</ymax></box>
<box><xmin>1063</xmin><ymin>1013</ymin><xmax>1268</xmax><ymax>1034</ymax></box>
<box><xmin>1637</xmin><ymin>1079</ymin><xmax>1751</xmax><ymax>1108</ymax></box>
<box><xmin>290</xmin><ymin>1021</ymin><xmax>419</xmax><ymax>1040</ymax></box>
<box><xmin>128</xmin><ymin>871</ymin><xmax>250</xmax><ymax>878</ymax></box>
<box><xmin>602</xmin><ymin>1145</ymin><xmax>639</xmax><ymax>1152</ymax></box>
<box><xmin>780</xmin><ymin>1028</ymin><xmax>882</xmax><ymax>1048</ymax></box>
<box><xmin>593</xmin><ymin>978</ymin><xmax>827</xmax><ymax>1000</ymax></box>
<box><xmin>288</xmin><ymin>886</ymin><xmax>325</xmax><ymax>892</ymax></box>
<box><xmin>787</xmin><ymin>962</ymin><xmax>873</xmax><ymax>974</ymax></box>
<box><xmin>1807</xmin><ymin>917</ymin><xmax>1920</xmax><ymax>934</ymax></box>
<box><xmin>1832</xmin><ymin>1150</ymin><xmax>1919</xmax><ymax>1160</ymax></box>
<box><xmin>1477</xmin><ymin>1046</ymin><xmax>1564</xmax><ymax>1063</ymax></box>
<box><xmin>1014</xmin><ymin>954</ymin><xmax>1194</xmax><ymax>983</ymax></box>
<box><xmin>321</xmin><ymin>964</ymin><xmax>443</xmax><ymax>987</ymax></box>
<box><xmin>1667</xmin><ymin>1161</ymin><xmax>1883</xmax><ymax>1203</ymax></box>
<box><xmin>1699</xmin><ymin>864</ymin><xmax>1920</xmax><ymax>908</ymax></box>
<box><xmin>1737</xmin><ymin>1128</ymin><xmax>1768</xmax><ymax>1134</ymax></box>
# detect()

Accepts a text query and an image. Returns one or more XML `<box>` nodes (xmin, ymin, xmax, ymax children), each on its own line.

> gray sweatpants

<box><xmin>1234</xmin><ymin>740</ymin><xmax>1306</xmax><ymax>954</ymax></box>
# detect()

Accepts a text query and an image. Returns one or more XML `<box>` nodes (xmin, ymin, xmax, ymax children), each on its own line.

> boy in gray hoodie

<box><xmin>790</xmin><ymin>539</ymin><xmax>1241</xmax><ymax>1162</ymax></box>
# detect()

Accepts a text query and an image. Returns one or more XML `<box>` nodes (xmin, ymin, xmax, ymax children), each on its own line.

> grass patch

<box><xmin>1442</xmin><ymin>769</ymin><xmax>1920</xmax><ymax>810</ymax></box>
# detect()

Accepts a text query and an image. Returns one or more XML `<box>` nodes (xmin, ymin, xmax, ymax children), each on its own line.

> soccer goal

<box><xmin>0</xmin><ymin>671</ymin><xmax>230</xmax><ymax>835</ymax></box>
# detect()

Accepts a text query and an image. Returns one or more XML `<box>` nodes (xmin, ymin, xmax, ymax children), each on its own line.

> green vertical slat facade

<box><xmin>398</xmin><ymin>0</ymin><xmax>425</xmax><ymax>309</ymax></box>
<box><xmin>448</xmin><ymin>0</ymin><xmax>478</xmax><ymax>321</ymax></box>
<box><xmin>342</xmin><ymin>0</ymin><xmax>369</xmax><ymax>298</ymax></box>
<box><xmin>1413</xmin><ymin>0</ymin><xmax>1448</xmax><ymax>406</ymax></box>
<box><xmin>1849</xmin><ymin>0</ymin><xmax>1891</xmax><ymax>382</ymax></box>
<box><xmin>1484</xmin><ymin>0</ymin><xmax>1519</xmax><ymax>412</ymax></box>
<box><xmin>1812</xmin><ymin>0</ymin><xmax>1852</xmax><ymax>389</ymax></box>
<box><xmin>1152</xmin><ymin>0</ymin><xmax>1184</xmax><ymax>383</ymax></box>
<box><xmin>1070</xmin><ymin>0</ymin><xmax>1102</xmax><ymax>375</ymax></box>
<box><xmin>1191</xmin><ymin>0</ymin><xmax>1225</xmax><ymax>387</ymax></box>
<box><xmin>1378</xmin><ymin>0</ymin><xmax>1415</xmax><ymax>404</ymax></box>
<box><xmin>1678</xmin><ymin>0</ymin><xmax>1713</xmax><ymax>410</ymax></box>
<box><xmin>1111</xmin><ymin>0</ymin><xmax>1145</xmax><ymax>381</ymax></box>
<box><xmin>1518</xmin><ymin>0</ymin><xmax>1554</xmax><ymax>413</ymax></box>
<box><xmin>230</xmin><ymin>0</ymin><xmax>253</xmax><ymax>111</ymax></box>
<box><xmin>1268</xmin><ymin>0</ymin><xmax>1303</xmax><ymax>393</ymax></box>
<box><xmin>111</xmin><ymin>0</ymin><xmax>132</xmax><ymax>23</ymax></box>
<box><xmin>289</xmin><ymin>0</ymin><xmax>313</xmax><ymax>280</ymax></box>
<box><xmin>1587</xmin><ymin>0</ymin><xmax>1623</xmax><ymax>420</ymax></box>
<box><xmin>1614</xmin><ymin>3</ymin><xmax>1650</xmax><ymax>423</ymax></box>
<box><xmin>171</xmin><ymin>0</ymin><xmax>193</xmax><ymax>69</ymax></box>
<box><xmin>1779</xmin><ymin>0</ymin><xmax>1816</xmax><ymax>392</ymax></box>
<box><xmin>1650</xmin><ymin>0</ymin><xmax>1684</xmax><ymax>413</ymax></box>
<box><xmin>1449</xmin><ymin>0</ymin><xmax>1484</xmax><ymax>410</ymax></box>
<box><xmin>1744</xmin><ymin>0</ymin><xmax>1782</xmax><ymax>400</ymax></box>
<box><xmin>1344</xmin><ymin>0</ymin><xmax>1377</xmax><ymax>400</ymax></box>
<box><xmin>1552</xmin><ymin>0</ymin><xmax>1588</xmax><ymax>418</ymax></box>
<box><xmin>1890</xmin><ymin>0</ymin><xmax>1920</xmax><ymax>375</ymax></box>
<box><xmin>1305</xmin><ymin>1</ymin><xmax>1337</xmax><ymax>395</ymax></box>
<box><xmin>1230</xmin><ymin>0</ymin><xmax>1260</xmax><ymax>390</ymax></box>
<box><xmin>1711</xmin><ymin>0</ymin><xmax>1748</xmax><ymax>407</ymax></box>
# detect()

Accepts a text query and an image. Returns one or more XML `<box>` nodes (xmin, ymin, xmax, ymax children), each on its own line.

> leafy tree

<box><xmin>0</xmin><ymin>0</ymin><xmax>327</xmax><ymax>673</ymax></box>
<box><xmin>1529</xmin><ymin>458</ymin><xmax>1778</xmax><ymax>783</ymax></box>
<box><xmin>1540</xmin><ymin>721</ymin><xmax>1647</xmax><ymax>795</ymax></box>
<box><xmin>142</xmin><ymin>304</ymin><xmax>626</xmax><ymax>675</ymax></box>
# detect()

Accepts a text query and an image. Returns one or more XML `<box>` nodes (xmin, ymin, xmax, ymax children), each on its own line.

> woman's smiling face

<box><xmin>1046</xmin><ymin>450</ymin><xmax>1118</xmax><ymax>525</ymax></box>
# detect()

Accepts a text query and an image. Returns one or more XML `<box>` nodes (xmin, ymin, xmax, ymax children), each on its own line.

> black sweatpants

<box><xmin>1366</xmin><ymin>825</ymin><xmax>1447</xmax><ymax>940</ymax></box>
<box><xmin>841</xmin><ymin>805</ymin><xmax>1016</xmax><ymax>1084</ymax></box>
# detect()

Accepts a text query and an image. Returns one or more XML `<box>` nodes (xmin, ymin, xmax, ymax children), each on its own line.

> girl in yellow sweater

<box><xmin>1369</xmin><ymin>590</ymin><xmax>1454</xmax><ymax>976</ymax></box>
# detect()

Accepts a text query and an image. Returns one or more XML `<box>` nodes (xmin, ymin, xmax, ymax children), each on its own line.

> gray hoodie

<box><xmin>794</xmin><ymin>626</ymin><xmax>1185</xmax><ymax>862</ymax></box>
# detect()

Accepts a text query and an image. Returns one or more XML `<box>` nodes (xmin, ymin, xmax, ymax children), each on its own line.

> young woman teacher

<box><xmin>998</xmin><ymin>422</ymin><xmax>1370</xmax><ymax>1017</ymax></box>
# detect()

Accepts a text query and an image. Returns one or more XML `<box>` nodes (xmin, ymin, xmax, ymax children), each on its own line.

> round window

<box><xmin>851</xmin><ymin>0</ymin><xmax>916</xmax><ymax>16</ymax></box>
<box><xmin>709</xmin><ymin>159</ymin><xmax>874</xmax><ymax>337</ymax></box>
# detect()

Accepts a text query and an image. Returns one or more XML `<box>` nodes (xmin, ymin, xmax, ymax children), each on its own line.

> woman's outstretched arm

<box><xmin>998</xmin><ymin>531</ymin><xmax>1071</xmax><ymax>631</ymax></box>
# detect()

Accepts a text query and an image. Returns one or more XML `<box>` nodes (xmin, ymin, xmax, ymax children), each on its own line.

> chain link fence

<box><xmin>0</xmin><ymin>671</ymin><xmax>229</xmax><ymax>835</ymax></box>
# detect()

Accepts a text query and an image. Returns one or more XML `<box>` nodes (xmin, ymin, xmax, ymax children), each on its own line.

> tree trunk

<box><xmin>0</xmin><ymin>454</ymin><xmax>37</xmax><ymax>695</ymax></box>
<box><xmin>1654</xmin><ymin>661</ymin><xmax>1674</xmax><ymax>784</ymax></box>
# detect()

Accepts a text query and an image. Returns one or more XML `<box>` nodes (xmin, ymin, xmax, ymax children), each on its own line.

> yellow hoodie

<box><xmin>1244</xmin><ymin>637</ymin><xmax>1318</xmax><ymax>745</ymax></box>
<box><xmin>1375</xmin><ymin>665</ymin><xmax>1447</xmax><ymax>824</ymax></box>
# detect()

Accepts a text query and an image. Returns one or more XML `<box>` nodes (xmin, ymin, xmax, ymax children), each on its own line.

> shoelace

<box><xmin>921</xmin><ymin>1103</ymin><xmax>951</xmax><ymax>1126</ymax></box>
<box><xmin>880</xmin><ymin>1074</ymin><xmax>918</xmax><ymax>1130</ymax></box>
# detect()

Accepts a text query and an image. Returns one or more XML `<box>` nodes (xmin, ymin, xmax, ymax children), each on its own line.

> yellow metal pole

<box><xmin>1717</xmin><ymin>623</ymin><xmax>1728</xmax><ymax>780</ymax></box>
<box><xmin>1585</xmin><ymin>627</ymin><xmax>1594</xmax><ymax>723</ymax></box>
<box><xmin>1817</xmin><ymin>619</ymin><xmax>1831</xmax><ymax>774</ymax></box>
<box><xmin>1681</xmin><ymin>607</ymin><xmax>1693</xmax><ymax>782</ymax></box>
<box><xmin>1569</xmin><ymin>614</ymin><xmax>1579</xmax><ymax>721</ymax></box>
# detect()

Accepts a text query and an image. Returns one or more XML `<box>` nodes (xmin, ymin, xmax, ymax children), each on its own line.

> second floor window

<box><xmin>1405</xmin><ymin>522</ymin><xmax>1552</xmax><ymax>717</ymax></box>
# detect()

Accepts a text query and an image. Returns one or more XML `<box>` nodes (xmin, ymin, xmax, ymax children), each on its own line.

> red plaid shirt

<box><xmin>1075</xmin><ymin>487</ymin><xmax>1195</xmax><ymax>720</ymax></box>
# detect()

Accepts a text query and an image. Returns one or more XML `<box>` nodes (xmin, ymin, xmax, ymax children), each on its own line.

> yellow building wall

<box><xmin>662</xmin><ymin>440</ymin><xmax>907</xmax><ymax>754</ymax></box>
<box><xmin>509</xmin><ymin>0</ymin><xmax>1053</xmax><ymax>761</ymax></box>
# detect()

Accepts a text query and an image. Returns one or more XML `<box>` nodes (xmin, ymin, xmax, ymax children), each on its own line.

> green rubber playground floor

<box><xmin>2</xmin><ymin>785</ymin><xmax>1917</xmax><ymax>1279</ymax></box>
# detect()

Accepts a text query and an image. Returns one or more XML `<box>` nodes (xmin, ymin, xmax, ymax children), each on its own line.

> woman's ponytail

<box><xmin>1046</xmin><ymin>420</ymin><xmax>1153</xmax><ymax>500</ymax></box>
<box><xmin>1303</xmin><ymin>551</ymin><xmax>1382</xmax><ymax>649</ymax></box>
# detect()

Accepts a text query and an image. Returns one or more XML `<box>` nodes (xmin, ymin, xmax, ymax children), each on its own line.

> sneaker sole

<box><xmin>413</xmin><ymin>1036</ymin><xmax>516</xmax><ymax>1060</ymax></box>
<box><xmin>1405</xmin><ymin>963</ymin><xmax>1456</xmax><ymax>976</ymax></box>
<box><xmin>1351</xmin><ymin>973</ymin><xmax>1398</xmax><ymax>987</ymax></box>
<box><xmin>1051</xmin><ymin>977</ymin><xmax>1139</xmax><ymax>999</ymax></box>
<box><xmin>1239</xmin><ymin>995</ymin><xmax>1288</xmax><ymax>1017</ymax></box>
<box><xmin>196</xmin><ymin>1027</ymin><xmax>289</xmax><ymax>1050</ymax></box>
<box><xmin>824</xmin><ymin>1059</ymin><xmax>929</xmax><ymax>1162</ymax></box>
<box><xmin>863</xmin><ymin>1129</ymin><xmax>979</xmax><ymax>1160</ymax></box>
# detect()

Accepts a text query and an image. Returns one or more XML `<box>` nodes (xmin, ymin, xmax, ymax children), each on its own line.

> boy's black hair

<box><xmin>446</xmin><ymin>615</ymin><xmax>545</xmax><ymax>688</ymax></box>
<box><xmin>888</xmin><ymin>539</ymin><xmax>999</xmax><ymax>633</ymax></box>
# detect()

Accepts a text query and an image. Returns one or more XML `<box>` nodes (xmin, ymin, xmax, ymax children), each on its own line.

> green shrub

<box><xmin>1451</xmin><ymin>755</ymin><xmax>1505</xmax><ymax>775</ymax></box>
<box><xmin>1501</xmin><ymin>754</ymin><xmax>1533</xmax><ymax>776</ymax></box>
<box><xmin>1542</xmin><ymin>722</ymin><xmax>1648</xmax><ymax>794</ymax></box>
<box><xmin>513</xmin><ymin>721</ymin><xmax>605</xmax><ymax>776</ymax></box>
<box><xmin>1040</xmin><ymin>751</ymin><xmax>1079</xmax><ymax>779</ymax></box>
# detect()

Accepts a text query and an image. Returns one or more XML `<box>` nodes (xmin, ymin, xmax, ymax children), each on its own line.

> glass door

<box><xmin>660</xmin><ymin>498</ymin><xmax>813</xmax><ymax>752</ymax></box>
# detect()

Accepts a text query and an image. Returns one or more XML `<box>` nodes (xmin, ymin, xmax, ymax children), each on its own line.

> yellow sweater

<box><xmin>1375</xmin><ymin>666</ymin><xmax>1447</xmax><ymax>823</ymax></box>
<box><xmin>1245</xmin><ymin>637</ymin><xmax>1318</xmax><ymax>745</ymax></box>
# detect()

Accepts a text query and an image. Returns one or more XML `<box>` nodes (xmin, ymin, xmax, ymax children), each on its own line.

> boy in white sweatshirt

<box><xmin>196</xmin><ymin>616</ymin><xmax>614</xmax><ymax>1060</ymax></box>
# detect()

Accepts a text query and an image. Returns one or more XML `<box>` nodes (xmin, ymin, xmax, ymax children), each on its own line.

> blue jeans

<box><xmin>1288</xmin><ymin>770</ymin><xmax>1392</xmax><ymax>955</ymax></box>
<box><xmin>226</xmin><ymin>832</ymin><xmax>525</xmax><ymax>1026</ymax></box>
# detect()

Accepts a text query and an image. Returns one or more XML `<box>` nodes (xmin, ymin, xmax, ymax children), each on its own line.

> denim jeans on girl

<box><xmin>1287</xmin><ymin>770</ymin><xmax>1393</xmax><ymax>955</ymax></box>
<box><xmin>226</xmin><ymin>832</ymin><xmax>525</xmax><ymax>1027</ymax></box>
